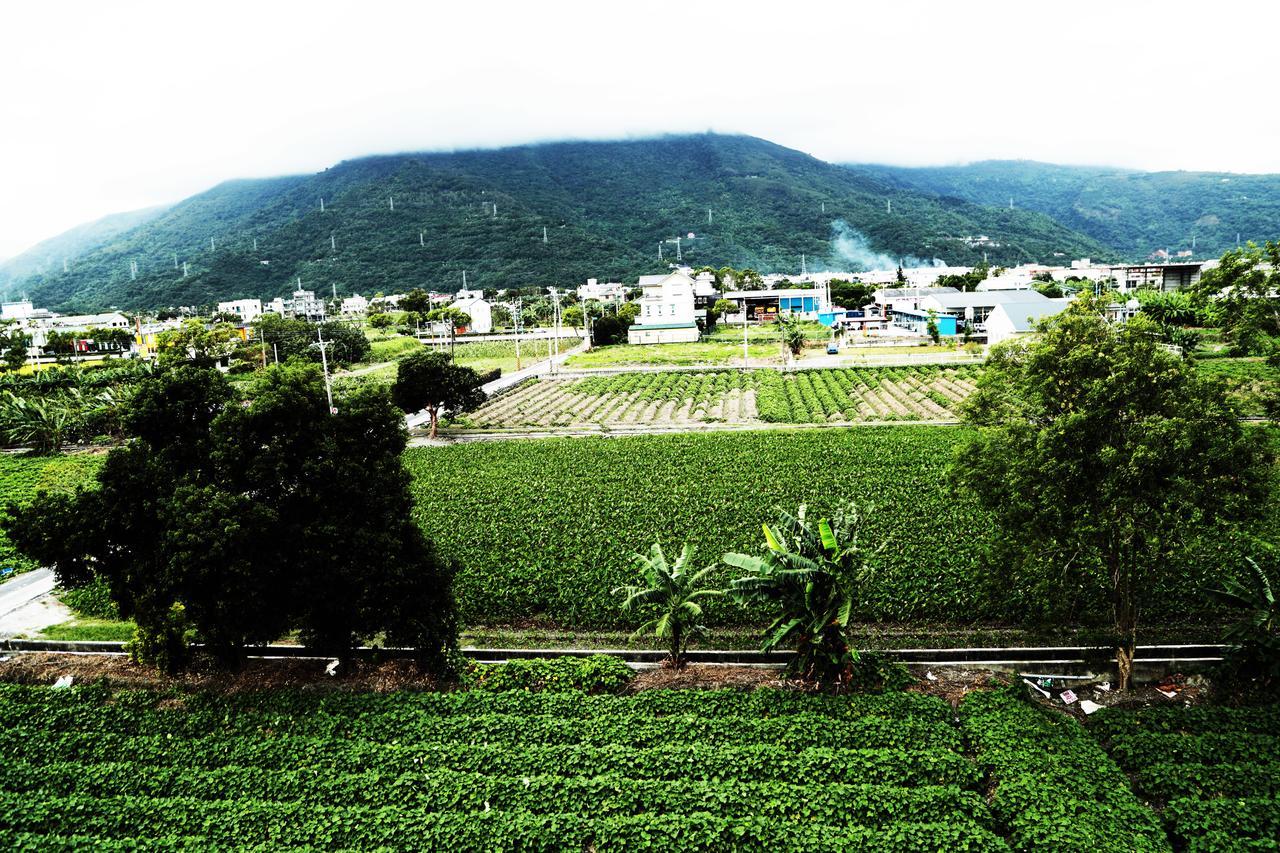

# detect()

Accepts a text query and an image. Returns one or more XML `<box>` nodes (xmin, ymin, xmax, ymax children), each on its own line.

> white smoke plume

<box><xmin>828</xmin><ymin>219</ymin><xmax>944</xmax><ymax>271</ymax></box>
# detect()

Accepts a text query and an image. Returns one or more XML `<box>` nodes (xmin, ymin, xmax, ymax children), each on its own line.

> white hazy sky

<box><xmin>2</xmin><ymin>0</ymin><xmax>1276</xmax><ymax>260</ymax></box>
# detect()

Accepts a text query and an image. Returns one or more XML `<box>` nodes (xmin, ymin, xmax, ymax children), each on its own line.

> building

<box><xmin>449</xmin><ymin>288</ymin><xmax>493</xmax><ymax>334</ymax></box>
<box><xmin>917</xmin><ymin>290</ymin><xmax>1050</xmax><ymax>330</ymax></box>
<box><xmin>1103</xmin><ymin>261</ymin><xmax>1214</xmax><ymax>293</ymax></box>
<box><xmin>341</xmin><ymin>294</ymin><xmax>369</xmax><ymax>315</ymax></box>
<box><xmin>1</xmin><ymin>300</ymin><xmax>36</xmax><ymax>321</ymax></box>
<box><xmin>892</xmin><ymin>309</ymin><xmax>959</xmax><ymax>337</ymax></box>
<box><xmin>723</xmin><ymin>286</ymin><xmax>830</xmax><ymax>323</ymax></box>
<box><xmin>268</xmin><ymin>288</ymin><xmax>326</xmax><ymax>322</ymax></box>
<box><xmin>819</xmin><ymin>306</ymin><xmax>891</xmax><ymax>333</ymax></box>
<box><xmin>577</xmin><ymin>278</ymin><xmax>628</xmax><ymax>303</ymax></box>
<box><xmin>628</xmin><ymin>271</ymin><xmax>700</xmax><ymax>344</ymax></box>
<box><xmin>217</xmin><ymin>299</ymin><xmax>263</xmax><ymax>323</ymax></box>
<box><xmin>40</xmin><ymin>312</ymin><xmax>131</xmax><ymax>332</ymax></box>
<box><xmin>873</xmin><ymin>286</ymin><xmax>959</xmax><ymax>315</ymax></box>
<box><xmin>985</xmin><ymin>300</ymin><xmax>1070</xmax><ymax>346</ymax></box>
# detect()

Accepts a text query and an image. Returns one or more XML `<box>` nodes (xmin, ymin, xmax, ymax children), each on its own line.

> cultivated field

<box><xmin>462</xmin><ymin>366</ymin><xmax>981</xmax><ymax>429</ymax></box>
<box><xmin>0</xmin><ymin>683</ymin><xmax>1008</xmax><ymax>850</ymax></box>
<box><xmin>1089</xmin><ymin>704</ymin><xmax>1280</xmax><ymax>848</ymax></box>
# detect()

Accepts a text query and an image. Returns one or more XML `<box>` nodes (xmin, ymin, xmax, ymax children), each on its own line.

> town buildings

<box><xmin>627</xmin><ymin>271</ymin><xmax>700</xmax><ymax>344</ymax></box>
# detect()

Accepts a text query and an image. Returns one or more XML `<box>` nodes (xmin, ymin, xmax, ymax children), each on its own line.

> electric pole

<box><xmin>316</xmin><ymin>327</ymin><xmax>335</xmax><ymax>414</ymax></box>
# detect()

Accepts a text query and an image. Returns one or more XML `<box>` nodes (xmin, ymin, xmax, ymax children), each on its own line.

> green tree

<box><xmin>777</xmin><ymin>315</ymin><xmax>806</xmax><ymax>356</ymax></box>
<box><xmin>156</xmin><ymin>319</ymin><xmax>241</xmax><ymax>367</ymax></box>
<box><xmin>425</xmin><ymin>307</ymin><xmax>471</xmax><ymax>331</ymax></box>
<box><xmin>613</xmin><ymin>542</ymin><xmax>722</xmax><ymax>668</ymax></box>
<box><xmin>4</xmin><ymin>364</ymin><xmax>457</xmax><ymax>672</ymax></box>
<box><xmin>255</xmin><ymin>314</ymin><xmax>370</xmax><ymax>367</ymax></box>
<box><xmin>561</xmin><ymin>305</ymin><xmax>584</xmax><ymax>330</ymax></box>
<box><xmin>1191</xmin><ymin>242</ymin><xmax>1280</xmax><ymax>355</ymax></box>
<box><xmin>369</xmin><ymin>313</ymin><xmax>395</xmax><ymax>330</ymax></box>
<box><xmin>949</xmin><ymin>297</ymin><xmax>1272</xmax><ymax>689</ymax></box>
<box><xmin>491</xmin><ymin>304</ymin><xmax>512</xmax><ymax>329</ymax></box>
<box><xmin>0</xmin><ymin>328</ymin><xmax>30</xmax><ymax>371</ymax></box>
<box><xmin>1210</xmin><ymin>558</ymin><xmax>1280</xmax><ymax>695</ymax></box>
<box><xmin>392</xmin><ymin>350</ymin><xmax>486</xmax><ymax>438</ymax></box>
<box><xmin>399</xmin><ymin>288</ymin><xmax>432</xmax><ymax>315</ymax></box>
<box><xmin>926</xmin><ymin>311</ymin><xmax>941</xmax><ymax>344</ymax></box>
<box><xmin>724</xmin><ymin>504</ymin><xmax>875</xmax><ymax>687</ymax></box>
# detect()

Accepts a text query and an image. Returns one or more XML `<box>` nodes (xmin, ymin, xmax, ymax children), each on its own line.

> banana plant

<box><xmin>613</xmin><ymin>542</ymin><xmax>722</xmax><ymax>669</ymax></box>
<box><xmin>1210</xmin><ymin>557</ymin><xmax>1280</xmax><ymax>692</ymax></box>
<box><xmin>724</xmin><ymin>504</ymin><xmax>878</xmax><ymax>687</ymax></box>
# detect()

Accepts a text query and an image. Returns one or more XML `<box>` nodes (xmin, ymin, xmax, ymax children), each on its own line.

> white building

<box><xmin>628</xmin><ymin>271</ymin><xmax>699</xmax><ymax>344</ymax></box>
<box><xmin>577</xmin><ymin>278</ymin><xmax>628</xmax><ymax>303</ymax></box>
<box><xmin>1</xmin><ymin>300</ymin><xmax>35</xmax><ymax>321</ymax></box>
<box><xmin>449</xmin><ymin>289</ymin><xmax>493</xmax><ymax>334</ymax></box>
<box><xmin>268</xmin><ymin>289</ymin><xmax>326</xmax><ymax>321</ymax></box>
<box><xmin>341</xmin><ymin>294</ymin><xmax>369</xmax><ymax>315</ymax></box>
<box><xmin>217</xmin><ymin>299</ymin><xmax>263</xmax><ymax>323</ymax></box>
<box><xmin>873</xmin><ymin>286</ymin><xmax>960</xmax><ymax>315</ymax></box>
<box><xmin>985</xmin><ymin>300</ymin><xmax>1070</xmax><ymax>346</ymax></box>
<box><xmin>918</xmin><ymin>290</ymin><xmax>1050</xmax><ymax>330</ymax></box>
<box><xmin>41</xmin><ymin>312</ymin><xmax>131</xmax><ymax>331</ymax></box>
<box><xmin>723</xmin><ymin>286</ymin><xmax>830</xmax><ymax>322</ymax></box>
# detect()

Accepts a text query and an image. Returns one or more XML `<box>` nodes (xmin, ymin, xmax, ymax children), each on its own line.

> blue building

<box><xmin>892</xmin><ymin>308</ymin><xmax>957</xmax><ymax>337</ymax></box>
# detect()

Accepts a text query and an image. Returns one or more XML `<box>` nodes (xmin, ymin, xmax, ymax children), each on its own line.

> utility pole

<box><xmin>707</xmin><ymin>208</ymin><xmax>712</xmax><ymax>225</ymax></box>
<box><xmin>742</xmin><ymin>297</ymin><xmax>749</xmax><ymax>369</ymax></box>
<box><xmin>547</xmin><ymin>287</ymin><xmax>561</xmax><ymax>375</ymax></box>
<box><xmin>182</xmin><ymin>261</ymin><xmax>189</xmax><ymax>277</ymax></box>
<box><xmin>389</xmin><ymin>196</ymin><xmax>395</xmax><ymax>211</ymax></box>
<box><xmin>273</xmin><ymin>343</ymin><xmax>279</xmax><ymax>365</ymax></box>
<box><xmin>210</xmin><ymin>237</ymin><xmax>216</xmax><ymax>251</ymax></box>
<box><xmin>420</xmin><ymin>231</ymin><xmax>425</xmax><ymax>247</ymax></box>
<box><xmin>316</xmin><ymin>327</ymin><xmax>335</xmax><ymax>414</ymax></box>
<box><xmin>886</xmin><ymin>199</ymin><xmax>892</xmax><ymax>214</ymax></box>
<box><xmin>542</xmin><ymin>226</ymin><xmax>548</xmax><ymax>244</ymax></box>
<box><xmin>513</xmin><ymin>297</ymin><xmax>523</xmax><ymax>370</ymax></box>
<box><xmin>331</xmin><ymin>232</ymin><xmax>336</xmax><ymax>251</ymax></box>
<box><xmin>259</xmin><ymin>328</ymin><xmax>267</xmax><ymax>369</ymax></box>
<box><xmin>173</xmin><ymin>253</ymin><xmax>179</xmax><ymax>270</ymax></box>
<box><xmin>658</xmin><ymin>242</ymin><xmax>663</xmax><ymax>260</ymax></box>
<box><xmin>253</xmin><ymin>237</ymin><xmax>258</xmax><ymax>252</ymax></box>
<box><xmin>320</xmin><ymin>198</ymin><xmax>325</xmax><ymax>212</ymax></box>
<box><xmin>676</xmin><ymin>237</ymin><xmax>682</xmax><ymax>262</ymax></box>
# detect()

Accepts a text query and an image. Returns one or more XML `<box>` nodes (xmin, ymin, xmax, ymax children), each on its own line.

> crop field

<box><xmin>0</xmin><ymin>683</ymin><xmax>1018</xmax><ymax>851</ymax></box>
<box><xmin>0</xmin><ymin>453</ymin><xmax>103</xmax><ymax>578</ymax></box>
<box><xmin>1088</xmin><ymin>705</ymin><xmax>1280</xmax><ymax>849</ymax></box>
<box><xmin>1195</xmin><ymin>357</ymin><xmax>1279</xmax><ymax>416</ymax></box>
<box><xmin>407</xmin><ymin>426</ymin><xmax>1280</xmax><ymax>629</ymax></box>
<box><xmin>462</xmin><ymin>366</ymin><xmax>981</xmax><ymax>429</ymax></box>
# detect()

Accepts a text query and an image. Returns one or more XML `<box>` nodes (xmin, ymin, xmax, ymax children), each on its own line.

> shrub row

<box><xmin>0</xmin><ymin>729</ymin><xmax>980</xmax><ymax>787</ymax></box>
<box><xmin>959</xmin><ymin>689</ymin><xmax>1168</xmax><ymax>852</ymax></box>
<box><xmin>1133</xmin><ymin>761</ymin><xmax>1280</xmax><ymax>801</ymax></box>
<box><xmin>1105</xmin><ymin>732</ymin><xmax>1280</xmax><ymax>770</ymax></box>
<box><xmin>0</xmin><ymin>762</ymin><xmax>991</xmax><ymax>827</ymax></box>
<box><xmin>1087</xmin><ymin>704</ymin><xmax>1280</xmax><ymax>739</ymax></box>
<box><xmin>0</xmin><ymin>796</ymin><xmax>1010</xmax><ymax>852</ymax></box>
<box><xmin>0</xmin><ymin>703</ymin><xmax>960</xmax><ymax>750</ymax></box>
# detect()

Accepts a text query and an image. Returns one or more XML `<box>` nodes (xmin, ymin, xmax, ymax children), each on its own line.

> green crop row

<box><xmin>0</xmin><ymin>703</ymin><xmax>959</xmax><ymax>751</ymax></box>
<box><xmin>0</xmin><ymin>728</ymin><xmax>980</xmax><ymax>788</ymax></box>
<box><xmin>1087</xmin><ymin>704</ymin><xmax>1280</xmax><ymax>848</ymax></box>
<box><xmin>0</xmin><ymin>762</ymin><xmax>991</xmax><ymax>828</ymax></box>
<box><xmin>959</xmin><ymin>690</ymin><xmax>1169</xmax><ymax>852</ymax></box>
<box><xmin>0</xmin><ymin>682</ymin><xmax>949</xmax><ymax>721</ymax></box>
<box><xmin>0</xmin><ymin>795</ymin><xmax>1010</xmax><ymax>852</ymax></box>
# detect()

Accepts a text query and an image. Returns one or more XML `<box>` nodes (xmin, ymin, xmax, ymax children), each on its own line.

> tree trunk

<box><xmin>429</xmin><ymin>408</ymin><xmax>438</xmax><ymax>439</ymax></box>
<box><xmin>670</xmin><ymin>624</ymin><xmax>684</xmax><ymax>670</ymax></box>
<box><xmin>1116</xmin><ymin>642</ymin><xmax>1135</xmax><ymax>692</ymax></box>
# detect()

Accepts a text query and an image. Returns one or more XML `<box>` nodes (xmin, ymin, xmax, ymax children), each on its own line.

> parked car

<box><xmin>826</xmin><ymin>341</ymin><xmax>839</xmax><ymax>355</ymax></box>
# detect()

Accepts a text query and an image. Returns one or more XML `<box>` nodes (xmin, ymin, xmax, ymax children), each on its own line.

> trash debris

<box><xmin>1079</xmin><ymin>699</ymin><xmax>1102</xmax><ymax>715</ymax></box>
<box><xmin>1096</xmin><ymin>682</ymin><xmax>1111</xmax><ymax>692</ymax></box>
<box><xmin>0</xmin><ymin>656</ymin><xmax>10</xmax><ymax>664</ymax></box>
<box><xmin>1156</xmin><ymin>688</ymin><xmax>1178</xmax><ymax>699</ymax></box>
<box><xmin>1060</xmin><ymin>689</ymin><xmax>1078</xmax><ymax>705</ymax></box>
<box><xmin>925</xmin><ymin>671</ymin><xmax>938</xmax><ymax>682</ymax></box>
<box><xmin>1023</xmin><ymin>678</ymin><xmax>1051</xmax><ymax>698</ymax></box>
<box><xmin>52</xmin><ymin>675</ymin><xmax>73</xmax><ymax>689</ymax></box>
<box><xmin>325</xmin><ymin>659</ymin><xmax>341</xmax><ymax>677</ymax></box>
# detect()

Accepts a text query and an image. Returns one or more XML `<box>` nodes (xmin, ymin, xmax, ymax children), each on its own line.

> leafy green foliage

<box><xmin>3</xmin><ymin>364</ymin><xmax>456</xmax><ymax>671</ymax></box>
<box><xmin>951</xmin><ymin>297</ymin><xmax>1274</xmax><ymax>687</ymax></box>
<box><xmin>726</xmin><ymin>504</ymin><xmax>876</xmax><ymax>686</ymax></box>
<box><xmin>614</xmin><ymin>543</ymin><xmax>722</xmax><ymax>667</ymax></box>
<box><xmin>1210</xmin><ymin>558</ymin><xmax>1280</xmax><ymax>696</ymax></box>
<box><xmin>961</xmin><ymin>689</ymin><xmax>1169</xmax><ymax>851</ymax></box>
<box><xmin>1089</xmin><ymin>704</ymin><xmax>1280</xmax><ymax>848</ymax></box>
<box><xmin>0</xmin><ymin>683</ymin><xmax>1009</xmax><ymax>850</ymax></box>
<box><xmin>461</xmin><ymin>654</ymin><xmax>633</xmax><ymax>693</ymax></box>
<box><xmin>1191</xmin><ymin>243</ymin><xmax>1280</xmax><ymax>355</ymax></box>
<box><xmin>10</xmin><ymin>135</ymin><xmax>1104</xmax><ymax>313</ymax></box>
<box><xmin>392</xmin><ymin>350</ymin><xmax>485</xmax><ymax>437</ymax></box>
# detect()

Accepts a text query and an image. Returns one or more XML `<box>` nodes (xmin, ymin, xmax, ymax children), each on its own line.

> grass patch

<box><xmin>39</xmin><ymin>617</ymin><xmax>136</xmax><ymax>642</ymax></box>
<box><xmin>565</xmin><ymin>341</ymin><xmax>781</xmax><ymax>368</ymax></box>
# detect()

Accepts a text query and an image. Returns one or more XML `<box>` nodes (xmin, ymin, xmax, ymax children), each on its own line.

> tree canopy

<box><xmin>392</xmin><ymin>350</ymin><xmax>486</xmax><ymax>438</ymax></box>
<box><xmin>4</xmin><ymin>364</ymin><xmax>456</xmax><ymax>672</ymax></box>
<box><xmin>949</xmin><ymin>298</ymin><xmax>1273</xmax><ymax>688</ymax></box>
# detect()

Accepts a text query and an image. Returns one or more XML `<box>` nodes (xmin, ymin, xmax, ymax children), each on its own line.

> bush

<box><xmin>462</xmin><ymin>654</ymin><xmax>633</xmax><ymax>693</ymax></box>
<box><xmin>58</xmin><ymin>578</ymin><xmax>119</xmax><ymax>620</ymax></box>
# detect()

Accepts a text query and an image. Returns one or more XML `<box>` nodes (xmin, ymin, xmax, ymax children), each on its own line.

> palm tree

<box><xmin>723</xmin><ymin>504</ymin><xmax>877</xmax><ymax>687</ymax></box>
<box><xmin>613</xmin><ymin>542</ymin><xmax>723</xmax><ymax>669</ymax></box>
<box><xmin>1210</xmin><ymin>558</ymin><xmax>1279</xmax><ymax>693</ymax></box>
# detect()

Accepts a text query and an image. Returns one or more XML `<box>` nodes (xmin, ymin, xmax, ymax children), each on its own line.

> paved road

<box><xmin>0</xmin><ymin>568</ymin><xmax>68</xmax><ymax>638</ymax></box>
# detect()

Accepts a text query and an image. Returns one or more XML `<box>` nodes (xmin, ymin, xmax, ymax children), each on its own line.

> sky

<box><xmin>2</xmin><ymin>0</ymin><xmax>1277</xmax><ymax>260</ymax></box>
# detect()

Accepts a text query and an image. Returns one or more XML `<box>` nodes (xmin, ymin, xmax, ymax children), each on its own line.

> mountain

<box><xmin>854</xmin><ymin>160</ymin><xmax>1280</xmax><ymax>260</ymax></box>
<box><xmin>0</xmin><ymin>205</ymin><xmax>168</xmax><ymax>292</ymax></box>
<box><xmin>2</xmin><ymin>135</ymin><xmax>1109</xmax><ymax>312</ymax></box>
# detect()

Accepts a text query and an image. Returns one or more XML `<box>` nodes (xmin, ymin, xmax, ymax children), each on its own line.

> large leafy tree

<box><xmin>950</xmin><ymin>297</ymin><xmax>1272</xmax><ymax>689</ymax></box>
<box><xmin>254</xmin><ymin>314</ymin><xmax>371</xmax><ymax>367</ymax></box>
<box><xmin>4</xmin><ymin>364</ymin><xmax>456</xmax><ymax>672</ymax></box>
<box><xmin>392</xmin><ymin>350</ymin><xmax>485</xmax><ymax>438</ymax></box>
<box><xmin>724</xmin><ymin>504</ymin><xmax>875</xmax><ymax>687</ymax></box>
<box><xmin>613</xmin><ymin>542</ymin><xmax>722</xmax><ymax>668</ymax></box>
<box><xmin>1190</xmin><ymin>242</ymin><xmax>1280</xmax><ymax>355</ymax></box>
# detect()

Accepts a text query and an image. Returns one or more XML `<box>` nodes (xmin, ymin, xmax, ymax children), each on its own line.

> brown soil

<box><xmin>627</xmin><ymin>665</ymin><xmax>791</xmax><ymax>692</ymax></box>
<box><xmin>0</xmin><ymin>653</ymin><xmax>447</xmax><ymax>694</ymax></box>
<box><xmin>906</xmin><ymin>666</ymin><xmax>1005</xmax><ymax>707</ymax></box>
